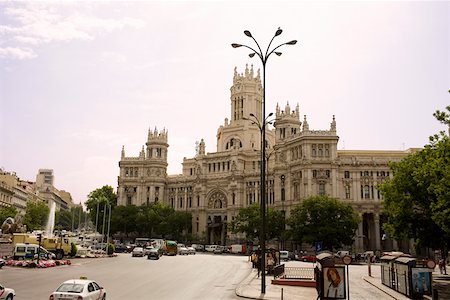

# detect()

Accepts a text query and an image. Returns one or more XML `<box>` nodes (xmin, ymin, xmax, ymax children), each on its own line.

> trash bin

<box><xmin>393</xmin><ymin>256</ymin><xmax>416</xmax><ymax>298</ymax></box>
<box><xmin>381</xmin><ymin>254</ymin><xmax>399</xmax><ymax>288</ymax></box>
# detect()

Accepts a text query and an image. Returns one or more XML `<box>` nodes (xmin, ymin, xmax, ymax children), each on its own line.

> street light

<box><xmin>232</xmin><ymin>28</ymin><xmax>297</xmax><ymax>294</ymax></box>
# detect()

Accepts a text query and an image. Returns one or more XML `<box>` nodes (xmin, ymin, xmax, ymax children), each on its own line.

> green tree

<box><xmin>0</xmin><ymin>206</ymin><xmax>18</xmax><ymax>225</ymax></box>
<box><xmin>229</xmin><ymin>203</ymin><xmax>287</xmax><ymax>243</ymax></box>
<box><xmin>110</xmin><ymin>205</ymin><xmax>138</xmax><ymax>237</ymax></box>
<box><xmin>85</xmin><ymin>185</ymin><xmax>117</xmax><ymax>233</ymax></box>
<box><xmin>23</xmin><ymin>201</ymin><xmax>50</xmax><ymax>231</ymax></box>
<box><xmin>288</xmin><ymin>195</ymin><xmax>360</xmax><ymax>251</ymax></box>
<box><xmin>379</xmin><ymin>105</ymin><xmax>450</xmax><ymax>255</ymax></box>
<box><xmin>55</xmin><ymin>205</ymin><xmax>86</xmax><ymax>231</ymax></box>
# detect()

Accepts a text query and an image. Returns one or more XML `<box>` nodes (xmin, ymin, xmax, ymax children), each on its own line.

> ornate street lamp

<box><xmin>232</xmin><ymin>28</ymin><xmax>297</xmax><ymax>294</ymax></box>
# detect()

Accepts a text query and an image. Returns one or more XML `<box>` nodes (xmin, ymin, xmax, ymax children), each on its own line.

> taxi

<box><xmin>0</xmin><ymin>283</ymin><xmax>15</xmax><ymax>300</ymax></box>
<box><xmin>49</xmin><ymin>278</ymin><xmax>106</xmax><ymax>300</ymax></box>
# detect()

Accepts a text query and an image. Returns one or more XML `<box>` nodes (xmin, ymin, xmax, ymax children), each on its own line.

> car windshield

<box><xmin>56</xmin><ymin>283</ymin><xmax>84</xmax><ymax>293</ymax></box>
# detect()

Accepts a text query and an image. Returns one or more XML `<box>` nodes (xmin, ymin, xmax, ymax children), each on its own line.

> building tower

<box><xmin>274</xmin><ymin>102</ymin><xmax>302</xmax><ymax>142</ymax></box>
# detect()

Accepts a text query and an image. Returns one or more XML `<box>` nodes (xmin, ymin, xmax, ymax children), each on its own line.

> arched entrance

<box><xmin>206</xmin><ymin>190</ymin><xmax>227</xmax><ymax>245</ymax></box>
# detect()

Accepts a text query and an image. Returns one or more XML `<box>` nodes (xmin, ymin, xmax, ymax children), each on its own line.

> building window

<box><xmin>344</xmin><ymin>171</ymin><xmax>350</xmax><ymax>179</ymax></box>
<box><xmin>189</xmin><ymin>197</ymin><xmax>192</xmax><ymax>208</ymax></box>
<box><xmin>345</xmin><ymin>185</ymin><xmax>351</xmax><ymax>199</ymax></box>
<box><xmin>127</xmin><ymin>196</ymin><xmax>132</xmax><ymax>206</ymax></box>
<box><xmin>197</xmin><ymin>196</ymin><xmax>200</xmax><ymax>207</ymax></box>
<box><xmin>281</xmin><ymin>188</ymin><xmax>285</xmax><ymax>201</ymax></box>
<box><xmin>364</xmin><ymin>185</ymin><xmax>370</xmax><ymax>199</ymax></box>
<box><xmin>180</xmin><ymin>198</ymin><xmax>183</xmax><ymax>208</ymax></box>
<box><xmin>319</xmin><ymin>183</ymin><xmax>325</xmax><ymax>195</ymax></box>
<box><xmin>313</xmin><ymin>170</ymin><xmax>317</xmax><ymax>178</ymax></box>
<box><xmin>232</xmin><ymin>193</ymin><xmax>235</xmax><ymax>205</ymax></box>
<box><xmin>312</xmin><ymin>145</ymin><xmax>317</xmax><ymax>156</ymax></box>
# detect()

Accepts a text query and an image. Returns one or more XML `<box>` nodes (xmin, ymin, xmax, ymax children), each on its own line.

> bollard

<box><xmin>281</xmin><ymin>287</ymin><xmax>283</xmax><ymax>300</ymax></box>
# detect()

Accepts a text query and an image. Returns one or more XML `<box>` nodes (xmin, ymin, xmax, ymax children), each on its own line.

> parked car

<box><xmin>0</xmin><ymin>258</ymin><xmax>6</xmax><ymax>269</ymax></box>
<box><xmin>178</xmin><ymin>247</ymin><xmax>189</xmax><ymax>255</ymax></box>
<box><xmin>205</xmin><ymin>245</ymin><xmax>218</xmax><ymax>252</ymax></box>
<box><xmin>279</xmin><ymin>250</ymin><xmax>289</xmax><ymax>261</ymax></box>
<box><xmin>300</xmin><ymin>254</ymin><xmax>317</xmax><ymax>263</ymax></box>
<box><xmin>147</xmin><ymin>248</ymin><xmax>161</xmax><ymax>260</ymax></box>
<box><xmin>0</xmin><ymin>283</ymin><xmax>15</xmax><ymax>300</ymax></box>
<box><xmin>131</xmin><ymin>247</ymin><xmax>144</xmax><ymax>257</ymax></box>
<box><xmin>49</xmin><ymin>278</ymin><xmax>106</xmax><ymax>300</ymax></box>
<box><xmin>191</xmin><ymin>244</ymin><xmax>204</xmax><ymax>252</ymax></box>
<box><xmin>187</xmin><ymin>246</ymin><xmax>196</xmax><ymax>255</ymax></box>
<box><xmin>213</xmin><ymin>246</ymin><xmax>225</xmax><ymax>254</ymax></box>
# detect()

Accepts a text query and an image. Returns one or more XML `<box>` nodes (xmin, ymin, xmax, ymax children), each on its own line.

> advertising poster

<box><xmin>412</xmin><ymin>268</ymin><xmax>431</xmax><ymax>295</ymax></box>
<box><xmin>323</xmin><ymin>266</ymin><xmax>346</xmax><ymax>299</ymax></box>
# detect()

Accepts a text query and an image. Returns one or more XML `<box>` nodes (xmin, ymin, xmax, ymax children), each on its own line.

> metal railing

<box><xmin>273</xmin><ymin>264</ymin><xmax>315</xmax><ymax>280</ymax></box>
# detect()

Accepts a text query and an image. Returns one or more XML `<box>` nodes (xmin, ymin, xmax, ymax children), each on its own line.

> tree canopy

<box><xmin>379</xmin><ymin>105</ymin><xmax>450</xmax><ymax>253</ymax></box>
<box><xmin>0</xmin><ymin>206</ymin><xmax>17</xmax><ymax>225</ymax></box>
<box><xmin>85</xmin><ymin>185</ymin><xmax>117</xmax><ymax>233</ymax></box>
<box><xmin>23</xmin><ymin>201</ymin><xmax>49</xmax><ymax>231</ymax></box>
<box><xmin>288</xmin><ymin>195</ymin><xmax>360</xmax><ymax>251</ymax></box>
<box><xmin>229</xmin><ymin>203</ymin><xmax>287</xmax><ymax>243</ymax></box>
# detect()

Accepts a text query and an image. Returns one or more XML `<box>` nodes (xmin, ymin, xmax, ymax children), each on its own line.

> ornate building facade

<box><xmin>118</xmin><ymin>65</ymin><xmax>416</xmax><ymax>253</ymax></box>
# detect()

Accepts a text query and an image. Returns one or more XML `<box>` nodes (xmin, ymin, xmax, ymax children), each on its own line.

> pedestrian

<box><xmin>256</xmin><ymin>250</ymin><xmax>262</xmax><ymax>278</ymax></box>
<box><xmin>267</xmin><ymin>253</ymin><xmax>275</xmax><ymax>275</ymax></box>
<box><xmin>251</xmin><ymin>252</ymin><xmax>256</xmax><ymax>268</ymax></box>
<box><xmin>439</xmin><ymin>258</ymin><xmax>447</xmax><ymax>275</ymax></box>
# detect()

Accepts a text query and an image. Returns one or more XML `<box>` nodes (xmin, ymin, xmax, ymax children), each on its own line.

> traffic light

<box><xmin>37</xmin><ymin>233</ymin><xmax>42</xmax><ymax>244</ymax></box>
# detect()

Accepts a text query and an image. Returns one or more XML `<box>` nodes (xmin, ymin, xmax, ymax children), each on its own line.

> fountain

<box><xmin>45</xmin><ymin>201</ymin><xmax>56</xmax><ymax>237</ymax></box>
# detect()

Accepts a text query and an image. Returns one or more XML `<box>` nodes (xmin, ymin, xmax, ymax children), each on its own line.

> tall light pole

<box><xmin>232</xmin><ymin>28</ymin><xmax>297</xmax><ymax>294</ymax></box>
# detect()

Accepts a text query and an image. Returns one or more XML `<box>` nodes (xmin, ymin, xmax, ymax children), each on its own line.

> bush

<box><xmin>70</xmin><ymin>243</ymin><xmax>77</xmax><ymax>257</ymax></box>
<box><xmin>107</xmin><ymin>243</ymin><xmax>115</xmax><ymax>256</ymax></box>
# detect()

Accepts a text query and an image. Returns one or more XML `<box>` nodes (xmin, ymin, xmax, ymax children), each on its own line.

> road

<box><xmin>0</xmin><ymin>253</ymin><xmax>250</xmax><ymax>299</ymax></box>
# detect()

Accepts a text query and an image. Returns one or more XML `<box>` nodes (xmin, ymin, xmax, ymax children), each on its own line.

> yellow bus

<box><xmin>164</xmin><ymin>240</ymin><xmax>177</xmax><ymax>256</ymax></box>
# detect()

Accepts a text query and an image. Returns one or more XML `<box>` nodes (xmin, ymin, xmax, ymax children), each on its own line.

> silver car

<box><xmin>131</xmin><ymin>247</ymin><xmax>144</xmax><ymax>257</ymax></box>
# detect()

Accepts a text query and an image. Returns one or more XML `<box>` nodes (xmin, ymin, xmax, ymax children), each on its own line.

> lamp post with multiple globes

<box><xmin>232</xmin><ymin>28</ymin><xmax>297</xmax><ymax>294</ymax></box>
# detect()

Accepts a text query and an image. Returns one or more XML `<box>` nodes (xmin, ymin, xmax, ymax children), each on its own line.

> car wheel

<box><xmin>102</xmin><ymin>294</ymin><xmax>106</xmax><ymax>300</ymax></box>
<box><xmin>6</xmin><ymin>294</ymin><xmax>13</xmax><ymax>300</ymax></box>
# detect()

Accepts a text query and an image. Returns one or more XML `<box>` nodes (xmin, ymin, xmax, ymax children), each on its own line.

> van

<box><xmin>13</xmin><ymin>243</ymin><xmax>55</xmax><ymax>260</ymax></box>
<box><xmin>205</xmin><ymin>245</ymin><xmax>218</xmax><ymax>252</ymax></box>
<box><xmin>279</xmin><ymin>250</ymin><xmax>289</xmax><ymax>261</ymax></box>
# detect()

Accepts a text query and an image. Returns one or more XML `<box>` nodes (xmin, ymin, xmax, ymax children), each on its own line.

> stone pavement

<box><xmin>235</xmin><ymin>263</ymin><xmax>449</xmax><ymax>300</ymax></box>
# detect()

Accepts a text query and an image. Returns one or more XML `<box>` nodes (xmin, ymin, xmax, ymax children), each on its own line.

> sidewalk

<box><xmin>235</xmin><ymin>264</ymin><xmax>448</xmax><ymax>300</ymax></box>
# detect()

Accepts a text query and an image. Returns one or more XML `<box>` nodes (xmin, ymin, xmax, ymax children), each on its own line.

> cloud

<box><xmin>0</xmin><ymin>46</ymin><xmax>36</xmax><ymax>60</ymax></box>
<box><xmin>0</xmin><ymin>3</ymin><xmax>146</xmax><ymax>60</ymax></box>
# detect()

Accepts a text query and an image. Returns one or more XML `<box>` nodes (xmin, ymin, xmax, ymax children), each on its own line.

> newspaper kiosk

<box><xmin>315</xmin><ymin>252</ymin><xmax>347</xmax><ymax>299</ymax></box>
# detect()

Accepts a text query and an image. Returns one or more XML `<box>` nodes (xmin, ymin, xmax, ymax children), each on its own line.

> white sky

<box><xmin>0</xmin><ymin>1</ymin><xmax>449</xmax><ymax>205</ymax></box>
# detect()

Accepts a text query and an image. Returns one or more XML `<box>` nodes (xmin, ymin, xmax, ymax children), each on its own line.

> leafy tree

<box><xmin>379</xmin><ymin>105</ymin><xmax>450</xmax><ymax>255</ymax></box>
<box><xmin>288</xmin><ymin>195</ymin><xmax>360</xmax><ymax>251</ymax></box>
<box><xmin>229</xmin><ymin>203</ymin><xmax>262</xmax><ymax>243</ymax></box>
<box><xmin>85</xmin><ymin>185</ymin><xmax>117</xmax><ymax>233</ymax></box>
<box><xmin>110</xmin><ymin>205</ymin><xmax>139</xmax><ymax>237</ymax></box>
<box><xmin>23</xmin><ymin>201</ymin><xmax>50</xmax><ymax>231</ymax></box>
<box><xmin>0</xmin><ymin>206</ymin><xmax>18</xmax><ymax>225</ymax></box>
<box><xmin>229</xmin><ymin>203</ymin><xmax>287</xmax><ymax>243</ymax></box>
<box><xmin>55</xmin><ymin>205</ymin><xmax>86</xmax><ymax>231</ymax></box>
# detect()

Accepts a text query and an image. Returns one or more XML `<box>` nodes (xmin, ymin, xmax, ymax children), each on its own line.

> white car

<box><xmin>143</xmin><ymin>246</ymin><xmax>154</xmax><ymax>256</ymax></box>
<box><xmin>49</xmin><ymin>278</ymin><xmax>106</xmax><ymax>300</ymax></box>
<box><xmin>187</xmin><ymin>246</ymin><xmax>196</xmax><ymax>255</ymax></box>
<box><xmin>177</xmin><ymin>247</ymin><xmax>189</xmax><ymax>255</ymax></box>
<box><xmin>0</xmin><ymin>283</ymin><xmax>15</xmax><ymax>300</ymax></box>
<box><xmin>131</xmin><ymin>247</ymin><xmax>144</xmax><ymax>257</ymax></box>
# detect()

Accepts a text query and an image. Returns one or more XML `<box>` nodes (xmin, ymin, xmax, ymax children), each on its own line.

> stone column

<box><xmin>374</xmin><ymin>214</ymin><xmax>381</xmax><ymax>251</ymax></box>
<box><xmin>356</xmin><ymin>213</ymin><xmax>364</xmax><ymax>253</ymax></box>
<box><xmin>221</xmin><ymin>221</ymin><xmax>225</xmax><ymax>245</ymax></box>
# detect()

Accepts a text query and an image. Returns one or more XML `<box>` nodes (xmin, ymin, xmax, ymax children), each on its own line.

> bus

<box><xmin>164</xmin><ymin>240</ymin><xmax>177</xmax><ymax>256</ymax></box>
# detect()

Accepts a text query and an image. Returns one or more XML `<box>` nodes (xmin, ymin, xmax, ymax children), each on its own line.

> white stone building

<box><xmin>117</xmin><ymin>65</ymin><xmax>415</xmax><ymax>253</ymax></box>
